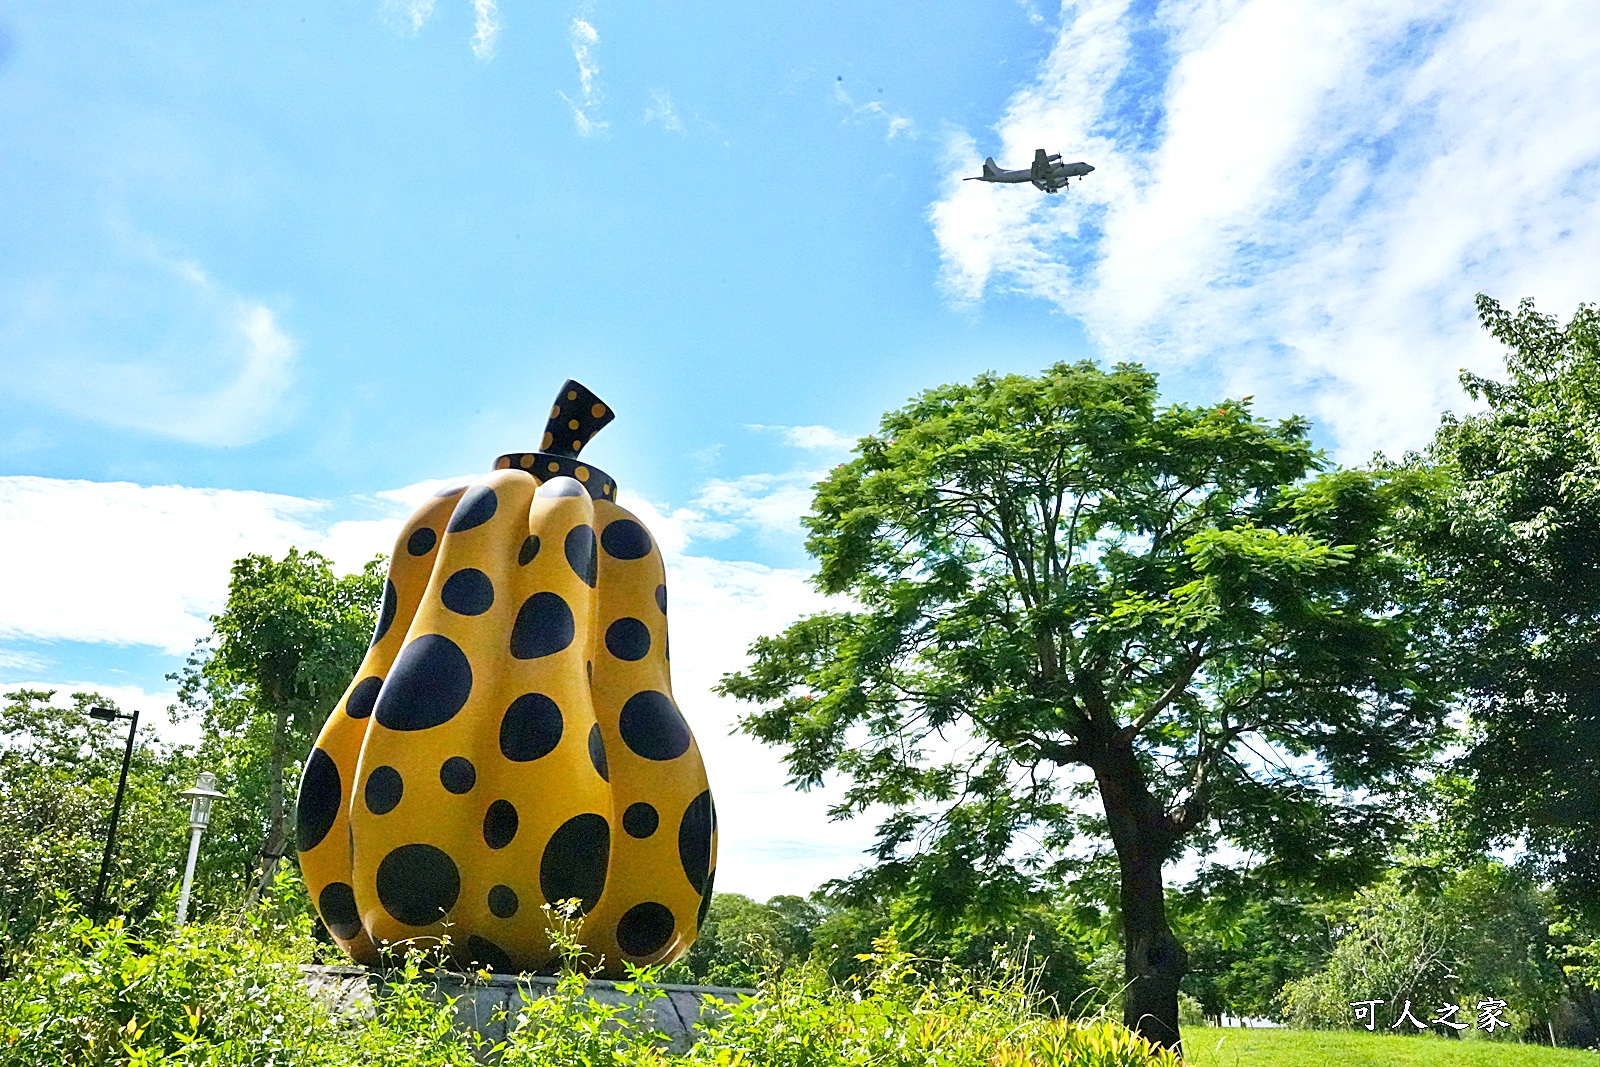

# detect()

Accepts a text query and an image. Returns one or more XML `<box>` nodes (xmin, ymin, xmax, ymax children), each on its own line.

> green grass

<box><xmin>1182</xmin><ymin>1026</ymin><xmax>1598</xmax><ymax>1067</ymax></box>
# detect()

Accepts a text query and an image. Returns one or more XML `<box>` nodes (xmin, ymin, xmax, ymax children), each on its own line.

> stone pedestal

<box><xmin>302</xmin><ymin>964</ymin><xmax>753</xmax><ymax>1052</ymax></box>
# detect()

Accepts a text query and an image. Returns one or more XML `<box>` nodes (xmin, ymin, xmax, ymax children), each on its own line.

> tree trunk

<box><xmin>1095</xmin><ymin>737</ymin><xmax>1186</xmax><ymax>1051</ymax></box>
<box><xmin>242</xmin><ymin>699</ymin><xmax>291</xmax><ymax>911</ymax></box>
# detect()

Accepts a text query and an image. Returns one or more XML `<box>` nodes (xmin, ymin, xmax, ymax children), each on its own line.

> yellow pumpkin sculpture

<box><xmin>296</xmin><ymin>380</ymin><xmax>716</xmax><ymax>975</ymax></box>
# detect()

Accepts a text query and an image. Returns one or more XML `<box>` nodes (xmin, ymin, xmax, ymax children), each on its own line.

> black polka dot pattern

<box><xmin>678</xmin><ymin>790</ymin><xmax>714</xmax><ymax>895</ymax></box>
<box><xmin>376</xmin><ymin>843</ymin><xmax>460</xmax><ymax>926</ymax></box>
<box><xmin>465</xmin><ymin>934</ymin><xmax>514</xmax><ymax>974</ymax></box>
<box><xmin>447</xmin><ymin>486</ymin><xmax>498</xmax><ymax>533</ymax></box>
<box><xmin>604</xmin><ymin>617</ymin><xmax>651</xmax><ymax>661</ymax></box>
<box><xmin>345</xmin><ymin>675</ymin><xmax>382</xmax><ymax>720</ymax></box>
<box><xmin>296</xmin><ymin>748</ymin><xmax>341</xmax><ymax>851</ymax></box>
<box><xmin>616</xmin><ymin>901</ymin><xmax>675</xmax><ymax>957</ymax></box>
<box><xmin>565</xmin><ymin>525</ymin><xmax>597</xmax><ymax>587</ymax></box>
<box><xmin>622</xmin><ymin>802</ymin><xmax>659</xmax><ymax>839</ymax></box>
<box><xmin>374</xmin><ymin>634</ymin><xmax>474</xmax><ymax>732</ymax></box>
<box><xmin>440</xmin><ymin>756</ymin><xmax>476</xmax><ymax>794</ymax></box>
<box><xmin>601</xmin><ymin>519</ymin><xmax>652</xmax><ymax>560</ymax></box>
<box><xmin>441</xmin><ymin>568</ymin><xmax>494</xmax><ymax>615</ymax></box>
<box><xmin>518</xmin><ymin>535</ymin><xmax>541</xmax><ymax>565</ymax></box>
<box><xmin>483</xmin><ymin>799</ymin><xmax>519</xmax><ymax>849</ymax></box>
<box><xmin>655</xmin><ymin>584</ymin><xmax>667</xmax><ymax>614</ymax></box>
<box><xmin>540</xmin><ymin>813</ymin><xmax>610</xmax><ymax>915</ymax></box>
<box><xmin>319</xmin><ymin>881</ymin><xmax>363</xmax><ymax>940</ymax></box>
<box><xmin>499</xmin><ymin>693</ymin><xmax>564</xmax><ymax>762</ymax></box>
<box><xmin>619</xmin><ymin>690</ymin><xmax>691</xmax><ymax>761</ymax></box>
<box><xmin>588</xmin><ymin>723</ymin><xmax>609</xmax><ymax>781</ymax></box>
<box><xmin>488</xmin><ymin>884</ymin><xmax>519</xmax><ymax>918</ymax></box>
<box><xmin>365</xmin><ymin>765</ymin><xmax>403</xmax><ymax>815</ymax></box>
<box><xmin>372</xmin><ymin>579</ymin><xmax>397</xmax><ymax>646</ymax></box>
<box><xmin>509</xmin><ymin>592</ymin><xmax>575</xmax><ymax>660</ymax></box>
<box><xmin>407</xmin><ymin>527</ymin><xmax>437</xmax><ymax>556</ymax></box>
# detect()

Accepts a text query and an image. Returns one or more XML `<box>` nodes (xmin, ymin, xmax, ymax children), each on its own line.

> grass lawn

<box><xmin>1180</xmin><ymin>1026</ymin><xmax>1598</xmax><ymax>1066</ymax></box>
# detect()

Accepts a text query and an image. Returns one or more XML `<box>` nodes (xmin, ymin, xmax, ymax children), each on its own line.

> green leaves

<box><xmin>197</xmin><ymin>548</ymin><xmax>384</xmax><ymax>735</ymax></box>
<box><xmin>1405</xmin><ymin>294</ymin><xmax>1600</xmax><ymax>911</ymax></box>
<box><xmin>720</xmin><ymin>358</ymin><xmax>1447</xmax><ymax>933</ymax></box>
<box><xmin>170</xmin><ymin>547</ymin><xmax>384</xmax><ymax>915</ymax></box>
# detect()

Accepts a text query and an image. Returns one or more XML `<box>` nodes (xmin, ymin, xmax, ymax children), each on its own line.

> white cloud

<box><xmin>658</xmin><ymin>553</ymin><xmax>875</xmax><ymax>898</ymax></box>
<box><xmin>471</xmin><ymin>0</ymin><xmax>499</xmax><ymax>59</ymax></box>
<box><xmin>691</xmin><ymin>473</ymin><xmax>822</xmax><ymax>538</ymax></box>
<box><xmin>0</xmin><ymin>476</ymin><xmax>385</xmax><ymax>656</ymax></box>
<box><xmin>0</xmin><ymin>649</ymin><xmax>48</xmax><ymax>673</ymax></box>
<box><xmin>643</xmin><ymin>89</ymin><xmax>685</xmax><ymax>134</ymax></box>
<box><xmin>833</xmin><ymin>81</ymin><xmax>916</xmax><ymax>140</ymax></box>
<box><xmin>0</xmin><ymin>470</ymin><xmax>873</xmax><ymax>895</ymax></box>
<box><xmin>930</xmin><ymin>0</ymin><xmax>1600</xmax><ymax>458</ymax></box>
<box><xmin>373</xmin><ymin>474</ymin><xmax>480</xmax><ymax>510</ymax></box>
<box><xmin>561</xmin><ymin>19</ymin><xmax>608</xmax><ymax>136</ymax></box>
<box><xmin>748</xmin><ymin>423</ymin><xmax>857</xmax><ymax>451</ymax></box>
<box><xmin>383</xmin><ymin>0</ymin><xmax>437</xmax><ymax>34</ymax></box>
<box><xmin>0</xmin><ymin>250</ymin><xmax>298</xmax><ymax>447</ymax></box>
<box><xmin>380</xmin><ymin>0</ymin><xmax>497</xmax><ymax>56</ymax></box>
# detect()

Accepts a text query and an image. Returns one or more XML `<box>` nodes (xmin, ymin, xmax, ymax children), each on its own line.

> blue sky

<box><xmin>3</xmin><ymin>0</ymin><xmax>1598</xmax><ymax>897</ymax></box>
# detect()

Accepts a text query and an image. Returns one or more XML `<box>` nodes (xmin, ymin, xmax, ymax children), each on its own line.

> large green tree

<box><xmin>1406</xmin><ymin>295</ymin><xmax>1600</xmax><ymax>910</ymax></box>
<box><xmin>719</xmin><ymin>362</ymin><xmax>1448</xmax><ymax>1047</ymax></box>
<box><xmin>176</xmin><ymin>548</ymin><xmax>383</xmax><ymax>909</ymax></box>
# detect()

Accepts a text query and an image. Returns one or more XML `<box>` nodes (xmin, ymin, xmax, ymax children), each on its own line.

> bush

<box><xmin>0</xmin><ymin>908</ymin><xmax>1182</xmax><ymax>1067</ymax></box>
<box><xmin>0</xmin><ymin>908</ymin><xmax>477</xmax><ymax>1066</ymax></box>
<box><xmin>687</xmin><ymin>938</ymin><xmax>1180</xmax><ymax>1067</ymax></box>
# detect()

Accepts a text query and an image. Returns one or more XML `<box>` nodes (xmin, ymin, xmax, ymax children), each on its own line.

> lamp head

<box><xmin>89</xmin><ymin>706</ymin><xmax>119</xmax><ymax>722</ymax></box>
<box><xmin>180</xmin><ymin>771</ymin><xmax>226</xmax><ymax>830</ymax></box>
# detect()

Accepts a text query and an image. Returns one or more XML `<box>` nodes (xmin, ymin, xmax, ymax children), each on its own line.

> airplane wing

<box><xmin>1032</xmin><ymin>148</ymin><xmax>1065</xmax><ymax>192</ymax></box>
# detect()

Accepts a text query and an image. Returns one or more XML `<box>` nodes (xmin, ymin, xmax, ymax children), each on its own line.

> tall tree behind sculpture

<box><xmin>1407</xmin><ymin>295</ymin><xmax>1600</xmax><ymax>912</ymax></box>
<box><xmin>719</xmin><ymin>361</ymin><xmax>1448</xmax><ymax>1049</ymax></box>
<box><xmin>178</xmin><ymin>549</ymin><xmax>384</xmax><ymax>909</ymax></box>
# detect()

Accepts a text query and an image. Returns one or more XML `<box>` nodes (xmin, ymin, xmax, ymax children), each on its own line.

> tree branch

<box><xmin>1114</xmin><ymin>647</ymin><xmax>1205</xmax><ymax>745</ymax></box>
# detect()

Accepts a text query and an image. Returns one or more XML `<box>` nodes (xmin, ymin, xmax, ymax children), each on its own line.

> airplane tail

<box><xmin>981</xmin><ymin>157</ymin><xmax>999</xmax><ymax>179</ymax></box>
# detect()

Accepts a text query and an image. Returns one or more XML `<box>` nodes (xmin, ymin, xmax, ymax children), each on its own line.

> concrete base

<box><xmin>302</xmin><ymin>964</ymin><xmax>753</xmax><ymax>1052</ymax></box>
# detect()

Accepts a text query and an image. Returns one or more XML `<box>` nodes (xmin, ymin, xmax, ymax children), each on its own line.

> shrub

<box><xmin>0</xmin><ymin>908</ymin><xmax>1182</xmax><ymax>1067</ymax></box>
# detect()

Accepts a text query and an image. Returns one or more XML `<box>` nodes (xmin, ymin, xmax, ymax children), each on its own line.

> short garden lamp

<box><xmin>175</xmin><ymin>771</ymin><xmax>225</xmax><ymax>926</ymax></box>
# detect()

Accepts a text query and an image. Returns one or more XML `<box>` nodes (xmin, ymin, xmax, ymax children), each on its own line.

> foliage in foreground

<box><xmin>0</xmin><ymin>909</ymin><xmax>1184</xmax><ymax>1067</ymax></box>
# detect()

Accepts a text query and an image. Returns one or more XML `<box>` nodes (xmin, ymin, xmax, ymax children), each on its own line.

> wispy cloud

<box><xmin>0</xmin><ymin>649</ymin><xmax>47</xmax><ymax>673</ymax></box>
<box><xmin>561</xmin><ymin>18</ymin><xmax>608</xmax><ymax>136</ymax></box>
<box><xmin>379</xmin><ymin>0</ymin><xmax>496</xmax><ymax>56</ymax></box>
<box><xmin>643</xmin><ymin>89</ymin><xmax>685</xmax><ymax>134</ymax></box>
<box><xmin>833</xmin><ymin>79</ymin><xmax>915</xmax><ymax>140</ymax></box>
<box><xmin>471</xmin><ymin>0</ymin><xmax>499</xmax><ymax>59</ymax></box>
<box><xmin>383</xmin><ymin>0</ymin><xmax>437</xmax><ymax>34</ymax></box>
<box><xmin>747</xmin><ymin>423</ymin><xmax>858</xmax><ymax>451</ymax></box>
<box><xmin>929</xmin><ymin>0</ymin><xmax>1600</xmax><ymax>458</ymax></box>
<box><xmin>0</xmin><ymin>246</ymin><xmax>299</xmax><ymax>447</ymax></box>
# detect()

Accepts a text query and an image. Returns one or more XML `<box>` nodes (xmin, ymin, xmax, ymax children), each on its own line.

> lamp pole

<box><xmin>176</xmin><ymin>772</ymin><xmax>225</xmax><ymax>926</ymax></box>
<box><xmin>89</xmin><ymin>705</ymin><xmax>140</xmax><ymax>923</ymax></box>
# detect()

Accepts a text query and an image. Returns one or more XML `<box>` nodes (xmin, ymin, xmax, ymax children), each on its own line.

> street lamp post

<box><xmin>89</xmin><ymin>705</ymin><xmax>140</xmax><ymax>923</ymax></box>
<box><xmin>175</xmin><ymin>772</ymin><xmax>226</xmax><ymax>926</ymax></box>
<box><xmin>175</xmin><ymin>772</ymin><xmax>225</xmax><ymax>926</ymax></box>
